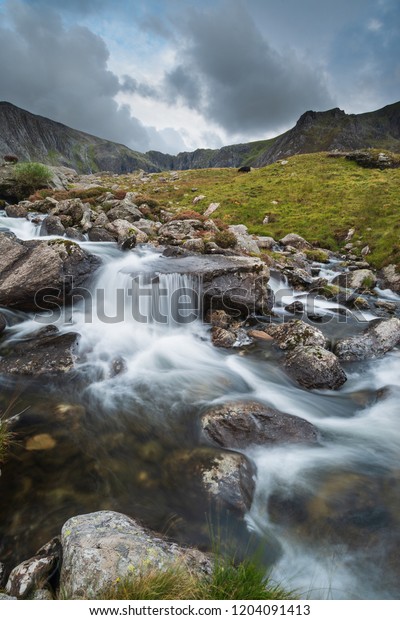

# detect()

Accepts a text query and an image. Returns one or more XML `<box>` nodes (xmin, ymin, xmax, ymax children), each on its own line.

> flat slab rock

<box><xmin>201</xmin><ymin>401</ymin><xmax>319</xmax><ymax>449</ymax></box>
<box><xmin>0</xmin><ymin>325</ymin><xmax>79</xmax><ymax>376</ymax></box>
<box><xmin>59</xmin><ymin>511</ymin><xmax>212</xmax><ymax>599</ymax></box>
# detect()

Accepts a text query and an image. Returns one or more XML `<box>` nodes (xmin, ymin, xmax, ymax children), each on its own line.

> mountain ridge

<box><xmin>0</xmin><ymin>100</ymin><xmax>399</xmax><ymax>174</ymax></box>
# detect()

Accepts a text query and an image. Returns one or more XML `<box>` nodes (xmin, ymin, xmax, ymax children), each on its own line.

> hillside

<box><xmin>1</xmin><ymin>101</ymin><xmax>400</xmax><ymax>174</ymax></box>
<box><xmin>0</xmin><ymin>102</ymin><xmax>158</xmax><ymax>174</ymax></box>
<box><xmin>85</xmin><ymin>151</ymin><xmax>399</xmax><ymax>269</ymax></box>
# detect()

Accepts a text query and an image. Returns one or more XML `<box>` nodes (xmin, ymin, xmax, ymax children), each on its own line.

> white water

<box><xmin>1</xmin><ymin>215</ymin><xmax>400</xmax><ymax>598</ymax></box>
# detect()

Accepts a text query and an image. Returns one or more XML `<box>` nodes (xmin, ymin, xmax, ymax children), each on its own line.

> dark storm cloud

<box><xmin>0</xmin><ymin>0</ymin><xmax>170</xmax><ymax>152</ymax></box>
<box><xmin>162</xmin><ymin>2</ymin><xmax>334</xmax><ymax>135</ymax></box>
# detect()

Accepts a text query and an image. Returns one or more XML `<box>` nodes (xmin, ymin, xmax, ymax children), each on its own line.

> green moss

<box><xmin>304</xmin><ymin>248</ymin><xmax>330</xmax><ymax>263</ymax></box>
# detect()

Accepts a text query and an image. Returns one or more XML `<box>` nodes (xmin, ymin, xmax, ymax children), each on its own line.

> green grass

<box><xmin>132</xmin><ymin>151</ymin><xmax>399</xmax><ymax>269</ymax></box>
<box><xmin>98</xmin><ymin>559</ymin><xmax>293</xmax><ymax>601</ymax></box>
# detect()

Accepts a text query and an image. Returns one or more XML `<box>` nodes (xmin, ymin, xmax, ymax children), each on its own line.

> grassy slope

<box><xmin>140</xmin><ymin>152</ymin><xmax>400</xmax><ymax>269</ymax></box>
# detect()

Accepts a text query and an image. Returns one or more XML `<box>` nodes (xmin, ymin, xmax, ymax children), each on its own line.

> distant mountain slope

<box><xmin>1</xmin><ymin>100</ymin><xmax>399</xmax><ymax>174</ymax></box>
<box><xmin>0</xmin><ymin>102</ymin><xmax>158</xmax><ymax>174</ymax></box>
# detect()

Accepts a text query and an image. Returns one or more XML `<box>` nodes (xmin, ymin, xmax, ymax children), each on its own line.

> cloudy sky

<box><xmin>0</xmin><ymin>0</ymin><xmax>399</xmax><ymax>154</ymax></box>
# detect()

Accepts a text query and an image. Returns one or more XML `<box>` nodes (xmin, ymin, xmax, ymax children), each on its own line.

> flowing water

<box><xmin>1</xmin><ymin>215</ymin><xmax>400</xmax><ymax>599</ymax></box>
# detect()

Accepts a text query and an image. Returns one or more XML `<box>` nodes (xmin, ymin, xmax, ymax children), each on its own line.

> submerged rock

<box><xmin>284</xmin><ymin>345</ymin><xmax>347</xmax><ymax>390</ymax></box>
<box><xmin>0</xmin><ymin>326</ymin><xmax>79</xmax><ymax>376</ymax></box>
<box><xmin>201</xmin><ymin>401</ymin><xmax>319</xmax><ymax>449</ymax></box>
<box><xmin>334</xmin><ymin>317</ymin><xmax>400</xmax><ymax>361</ymax></box>
<box><xmin>59</xmin><ymin>511</ymin><xmax>211</xmax><ymax>599</ymax></box>
<box><xmin>0</xmin><ymin>233</ymin><xmax>100</xmax><ymax>311</ymax></box>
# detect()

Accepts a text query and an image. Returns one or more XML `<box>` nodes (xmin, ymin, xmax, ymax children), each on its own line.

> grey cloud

<box><xmin>0</xmin><ymin>1</ymin><xmax>179</xmax><ymax>153</ymax></box>
<box><xmin>162</xmin><ymin>2</ymin><xmax>334</xmax><ymax>135</ymax></box>
<box><xmin>119</xmin><ymin>76</ymin><xmax>158</xmax><ymax>99</ymax></box>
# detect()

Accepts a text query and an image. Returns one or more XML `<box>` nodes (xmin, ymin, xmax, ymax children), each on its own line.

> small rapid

<box><xmin>0</xmin><ymin>213</ymin><xmax>399</xmax><ymax>598</ymax></box>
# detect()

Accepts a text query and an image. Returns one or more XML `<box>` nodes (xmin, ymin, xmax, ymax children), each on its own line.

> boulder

<box><xmin>284</xmin><ymin>345</ymin><xmax>347</xmax><ymax>390</ymax></box>
<box><xmin>183</xmin><ymin>238</ymin><xmax>205</xmax><ymax>253</ymax></box>
<box><xmin>65</xmin><ymin>228</ymin><xmax>86</xmax><ymax>242</ymax></box>
<box><xmin>264</xmin><ymin>320</ymin><xmax>327</xmax><ymax>350</ymax></box>
<box><xmin>6</xmin><ymin>538</ymin><xmax>60</xmax><ymax>599</ymax></box>
<box><xmin>203</xmin><ymin>202</ymin><xmax>220</xmax><ymax>217</ymax></box>
<box><xmin>106</xmin><ymin>204</ymin><xmax>142</xmax><ymax>223</ymax></box>
<box><xmin>332</xmin><ymin>269</ymin><xmax>377</xmax><ymax>292</ymax></box>
<box><xmin>88</xmin><ymin>227</ymin><xmax>116</xmax><ymax>242</ymax></box>
<box><xmin>211</xmin><ymin>326</ymin><xmax>236</xmax><ymax>348</ymax></box>
<box><xmin>256</xmin><ymin>236</ymin><xmax>277</xmax><ymax>250</ymax></box>
<box><xmin>0</xmin><ymin>325</ymin><xmax>80</xmax><ymax>376</ymax></box>
<box><xmin>201</xmin><ymin>401</ymin><xmax>319</xmax><ymax>449</ymax></box>
<box><xmin>380</xmin><ymin>265</ymin><xmax>400</xmax><ymax>294</ymax></box>
<box><xmin>40</xmin><ymin>215</ymin><xmax>65</xmax><ymax>236</ymax></box>
<box><xmin>227</xmin><ymin>225</ymin><xmax>260</xmax><ymax>255</ymax></box>
<box><xmin>158</xmin><ymin>219</ymin><xmax>204</xmax><ymax>245</ymax></box>
<box><xmin>0</xmin><ymin>233</ymin><xmax>100</xmax><ymax>310</ymax></box>
<box><xmin>105</xmin><ymin>219</ymin><xmax>148</xmax><ymax>244</ymax></box>
<box><xmin>334</xmin><ymin>318</ymin><xmax>400</xmax><ymax>361</ymax></box>
<box><xmin>5</xmin><ymin>204</ymin><xmax>28</xmax><ymax>218</ymax></box>
<box><xmin>280</xmin><ymin>234</ymin><xmax>311</xmax><ymax>250</ymax></box>
<box><xmin>59</xmin><ymin>511</ymin><xmax>211</xmax><ymax>599</ymax></box>
<box><xmin>206</xmin><ymin>309</ymin><xmax>232</xmax><ymax>329</ymax></box>
<box><xmin>283</xmin><ymin>267</ymin><xmax>314</xmax><ymax>289</ymax></box>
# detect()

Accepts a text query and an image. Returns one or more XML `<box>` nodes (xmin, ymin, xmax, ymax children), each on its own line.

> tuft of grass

<box><xmin>14</xmin><ymin>162</ymin><xmax>53</xmax><ymax>198</ymax></box>
<box><xmin>0</xmin><ymin>419</ymin><xmax>12</xmax><ymax>463</ymax></box>
<box><xmin>98</xmin><ymin>559</ymin><xmax>294</xmax><ymax>601</ymax></box>
<box><xmin>214</xmin><ymin>230</ymin><xmax>237</xmax><ymax>249</ymax></box>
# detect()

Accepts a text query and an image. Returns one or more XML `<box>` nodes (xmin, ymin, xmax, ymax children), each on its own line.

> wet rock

<box><xmin>0</xmin><ymin>562</ymin><xmax>7</xmax><ymax>587</ymax></box>
<box><xmin>201</xmin><ymin>401</ymin><xmax>319</xmax><ymax>449</ymax></box>
<box><xmin>283</xmin><ymin>267</ymin><xmax>314</xmax><ymax>289</ymax></box>
<box><xmin>332</xmin><ymin>269</ymin><xmax>377</xmax><ymax>292</ymax></box>
<box><xmin>380</xmin><ymin>265</ymin><xmax>400</xmax><ymax>294</ymax></box>
<box><xmin>40</xmin><ymin>215</ymin><xmax>65</xmax><ymax>236</ymax></box>
<box><xmin>285</xmin><ymin>301</ymin><xmax>305</xmax><ymax>314</ymax></box>
<box><xmin>0</xmin><ymin>325</ymin><xmax>80</xmax><ymax>376</ymax></box>
<box><xmin>88</xmin><ymin>227</ymin><xmax>116</xmax><ymax>242</ymax></box>
<box><xmin>0</xmin><ymin>594</ymin><xmax>16</xmax><ymax>600</ymax></box>
<box><xmin>284</xmin><ymin>346</ymin><xmax>347</xmax><ymax>390</ymax></box>
<box><xmin>334</xmin><ymin>317</ymin><xmax>400</xmax><ymax>361</ymax></box>
<box><xmin>227</xmin><ymin>225</ymin><xmax>260</xmax><ymax>255</ymax></box>
<box><xmin>248</xmin><ymin>329</ymin><xmax>273</xmax><ymax>341</ymax></box>
<box><xmin>120</xmin><ymin>235</ymin><xmax>137</xmax><ymax>251</ymax></box>
<box><xmin>59</xmin><ymin>511</ymin><xmax>211</xmax><ymax>599</ymax></box>
<box><xmin>133</xmin><ymin>219</ymin><xmax>160</xmax><ymax>237</ymax></box>
<box><xmin>6</xmin><ymin>538</ymin><xmax>61</xmax><ymax>599</ymax></box>
<box><xmin>0</xmin><ymin>233</ymin><xmax>100</xmax><ymax>311</ymax></box>
<box><xmin>25</xmin><ymin>433</ymin><xmax>57</xmax><ymax>451</ymax></box>
<box><xmin>280</xmin><ymin>234</ymin><xmax>311</xmax><ymax>250</ymax></box>
<box><xmin>5</xmin><ymin>204</ymin><xmax>28</xmax><ymax>218</ymax></box>
<box><xmin>163</xmin><ymin>448</ymin><xmax>255</xmax><ymax>517</ymax></box>
<box><xmin>31</xmin><ymin>588</ymin><xmax>54</xmax><ymax>600</ymax></box>
<box><xmin>211</xmin><ymin>326</ymin><xmax>236</xmax><ymax>348</ymax></box>
<box><xmin>65</xmin><ymin>227</ymin><xmax>86</xmax><ymax>242</ymax></box>
<box><xmin>264</xmin><ymin>320</ymin><xmax>327</xmax><ymax>351</ymax></box>
<box><xmin>375</xmin><ymin>300</ymin><xmax>396</xmax><ymax>314</ymax></box>
<box><xmin>206</xmin><ymin>309</ymin><xmax>233</xmax><ymax>329</ymax></box>
<box><xmin>0</xmin><ymin>312</ymin><xmax>6</xmax><ymax>334</ymax></box>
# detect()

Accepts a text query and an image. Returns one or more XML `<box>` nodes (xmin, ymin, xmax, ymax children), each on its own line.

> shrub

<box><xmin>214</xmin><ymin>230</ymin><xmax>237</xmax><ymax>248</ymax></box>
<box><xmin>171</xmin><ymin>210</ymin><xmax>205</xmax><ymax>221</ymax></box>
<box><xmin>14</xmin><ymin>162</ymin><xmax>52</xmax><ymax>198</ymax></box>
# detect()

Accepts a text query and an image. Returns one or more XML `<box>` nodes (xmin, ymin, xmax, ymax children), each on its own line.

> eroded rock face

<box><xmin>0</xmin><ymin>326</ymin><xmax>79</xmax><ymax>376</ymax></box>
<box><xmin>264</xmin><ymin>320</ymin><xmax>327</xmax><ymax>351</ymax></box>
<box><xmin>59</xmin><ymin>511</ymin><xmax>211</xmax><ymax>599</ymax></box>
<box><xmin>284</xmin><ymin>346</ymin><xmax>347</xmax><ymax>390</ymax></box>
<box><xmin>201</xmin><ymin>401</ymin><xmax>319</xmax><ymax>449</ymax></box>
<box><xmin>0</xmin><ymin>233</ymin><xmax>100</xmax><ymax>310</ymax></box>
<box><xmin>334</xmin><ymin>318</ymin><xmax>400</xmax><ymax>361</ymax></box>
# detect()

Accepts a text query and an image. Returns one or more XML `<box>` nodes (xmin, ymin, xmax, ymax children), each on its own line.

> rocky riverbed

<box><xmin>0</xmin><ymin>166</ymin><xmax>400</xmax><ymax>599</ymax></box>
